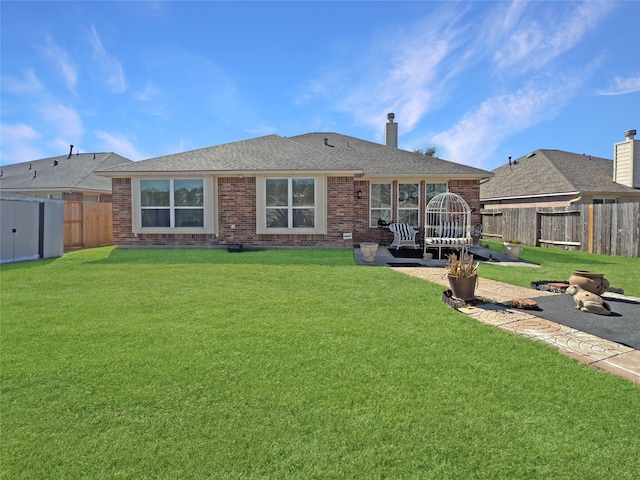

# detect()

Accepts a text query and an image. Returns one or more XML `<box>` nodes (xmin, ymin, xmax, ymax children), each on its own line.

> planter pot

<box><xmin>448</xmin><ymin>275</ymin><xmax>477</xmax><ymax>300</ymax></box>
<box><xmin>568</xmin><ymin>270</ymin><xmax>610</xmax><ymax>295</ymax></box>
<box><xmin>360</xmin><ymin>242</ymin><xmax>379</xmax><ymax>263</ymax></box>
<box><xmin>503</xmin><ymin>242</ymin><xmax>524</xmax><ymax>260</ymax></box>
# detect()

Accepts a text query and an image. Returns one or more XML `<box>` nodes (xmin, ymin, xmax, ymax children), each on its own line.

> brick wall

<box><xmin>112</xmin><ymin>178</ymin><xmax>135</xmax><ymax>244</ymax></box>
<box><xmin>449</xmin><ymin>179</ymin><xmax>482</xmax><ymax>243</ymax></box>
<box><xmin>110</xmin><ymin>176</ymin><xmax>484</xmax><ymax>248</ymax></box>
<box><xmin>111</xmin><ymin>176</ymin><xmax>359</xmax><ymax>248</ymax></box>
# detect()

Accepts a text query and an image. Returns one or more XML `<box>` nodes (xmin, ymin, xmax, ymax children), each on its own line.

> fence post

<box><xmin>588</xmin><ymin>204</ymin><xmax>594</xmax><ymax>253</ymax></box>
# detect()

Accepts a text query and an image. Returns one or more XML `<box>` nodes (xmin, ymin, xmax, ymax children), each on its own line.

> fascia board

<box><xmin>481</xmin><ymin>191</ymin><xmax>580</xmax><ymax>201</ymax></box>
<box><xmin>99</xmin><ymin>169</ymin><xmax>362</xmax><ymax>177</ymax></box>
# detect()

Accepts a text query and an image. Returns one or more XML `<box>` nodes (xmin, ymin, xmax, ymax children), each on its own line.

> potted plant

<box><xmin>445</xmin><ymin>252</ymin><xmax>478</xmax><ymax>300</ymax></box>
<box><xmin>503</xmin><ymin>238</ymin><xmax>524</xmax><ymax>260</ymax></box>
<box><xmin>359</xmin><ymin>242</ymin><xmax>379</xmax><ymax>263</ymax></box>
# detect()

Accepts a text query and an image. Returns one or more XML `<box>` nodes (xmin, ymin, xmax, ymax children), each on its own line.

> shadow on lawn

<box><xmin>482</xmin><ymin>242</ymin><xmax>619</xmax><ymax>267</ymax></box>
<box><xmin>88</xmin><ymin>247</ymin><xmax>356</xmax><ymax>267</ymax></box>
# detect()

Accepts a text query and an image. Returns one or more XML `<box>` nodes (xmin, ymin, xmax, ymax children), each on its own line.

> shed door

<box><xmin>0</xmin><ymin>200</ymin><xmax>41</xmax><ymax>263</ymax></box>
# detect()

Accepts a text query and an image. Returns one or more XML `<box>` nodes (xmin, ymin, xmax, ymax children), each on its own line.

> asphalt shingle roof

<box><xmin>98</xmin><ymin>133</ymin><xmax>491</xmax><ymax>179</ymax></box>
<box><xmin>480</xmin><ymin>149</ymin><xmax>640</xmax><ymax>200</ymax></box>
<box><xmin>0</xmin><ymin>153</ymin><xmax>133</xmax><ymax>193</ymax></box>
<box><xmin>289</xmin><ymin>133</ymin><xmax>490</xmax><ymax>177</ymax></box>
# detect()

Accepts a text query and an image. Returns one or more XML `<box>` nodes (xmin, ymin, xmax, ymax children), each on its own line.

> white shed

<box><xmin>1</xmin><ymin>194</ymin><xmax>64</xmax><ymax>264</ymax></box>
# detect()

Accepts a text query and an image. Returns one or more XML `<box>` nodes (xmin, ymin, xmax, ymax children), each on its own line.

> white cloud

<box><xmin>88</xmin><ymin>25</ymin><xmax>127</xmax><ymax>93</ymax></box>
<box><xmin>316</xmin><ymin>5</ymin><xmax>467</xmax><ymax>136</ymax></box>
<box><xmin>0</xmin><ymin>123</ymin><xmax>45</xmax><ymax>164</ymax></box>
<box><xmin>41</xmin><ymin>36</ymin><xmax>78</xmax><ymax>91</ymax></box>
<box><xmin>1</xmin><ymin>70</ymin><xmax>43</xmax><ymax>95</ymax></box>
<box><xmin>598</xmin><ymin>75</ymin><xmax>640</xmax><ymax>95</ymax></box>
<box><xmin>492</xmin><ymin>1</ymin><xmax>611</xmax><ymax>72</ymax></box>
<box><xmin>432</xmin><ymin>77</ymin><xmax>581</xmax><ymax>168</ymax></box>
<box><xmin>39</xmin><ymin>103</ymin><xmax>84</xmax><ymax>142</ymax></box>
<box><xmin>93</xmin><ymin>131</ymin><xmax>146</xmax><ymax>160</ymax></box>
<box><xmin>136</xmin><ymin>82</ymin><xmax>159</xmax><ymax>101</ymax></box>
<box><xmin>1</xmin><ymin>123</ymin><xmax>41</xmax><ymax>141</ymax></box>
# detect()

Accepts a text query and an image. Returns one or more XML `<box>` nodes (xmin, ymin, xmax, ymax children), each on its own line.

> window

<box><xmin>139</xmin><ymin>179</ymin><xmax>205</xmax><ymax>228</ymax></box>
<box><xmin>426</xmin><ymin>183</ymin><xmax>447</xmax><ymax>204</ymax></box>
<box><xmin>398</xmin><ymin>183</ymin><xmax>419</xmax><ymax>226</ymax></box>
<box><xmin>593</xmin><ymin>198</ymin><xmax>617</xmax><ymax>204</ymax></box>
<box><xmin>265</xmin><ymin>178</ymin><xmax>315</xmax><ymax>229</ymax></box>
<box><xmin>370</xmin><ymin>183</ymin><xmax>392</xmax><ymax>227</ymax></box>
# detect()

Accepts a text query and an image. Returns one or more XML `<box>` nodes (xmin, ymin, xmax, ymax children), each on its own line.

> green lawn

<box><xmin>2</xmin><ymin>247</ymin><xmax>639</xmax><ymax>479</ymax></box>
<box><xmin>479</xmin><ymin>240</ymin><xmax>640</xmax><ymax>297</ymax></box>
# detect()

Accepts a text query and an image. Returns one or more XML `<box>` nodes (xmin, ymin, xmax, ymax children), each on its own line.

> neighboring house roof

<box><xmin>0</xmin><ymin>153</ymin><xmax>133</xmax><ymax>194</ymax></box>
<box><xmin>480</xmin><ymin>149</ymin><xmax>640</xmax><ymax>201</ymax></box>
<box><xmin>98</xmin><ymin>133</ymin><xmax>491</xmax><ymax>179</ymax></box>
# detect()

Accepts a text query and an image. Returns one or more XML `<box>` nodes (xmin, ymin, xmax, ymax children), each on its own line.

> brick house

<box><xmin>98</xmin><ymin>115</ymin><xmax>491</xmax><ymax>248</ymax></box>
<box><xmin>480</xmin><ymin>130</ymin><xmax>640</xmax><ymax>209</ymax></box>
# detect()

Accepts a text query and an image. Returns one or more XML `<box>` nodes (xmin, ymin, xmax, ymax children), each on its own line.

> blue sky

<box><xmin>1</xmin><ymin>0</ymin><xmax>639</xmax><ymax>170</ymax></box>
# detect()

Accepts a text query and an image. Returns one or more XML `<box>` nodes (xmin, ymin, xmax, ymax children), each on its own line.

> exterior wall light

<box><xmin>357</xmin><ymin>190</ymin><xmax>362</xmax><ymax>199</ymax></box>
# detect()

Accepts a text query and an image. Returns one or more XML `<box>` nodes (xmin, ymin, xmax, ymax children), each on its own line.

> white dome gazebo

<box><xmin>423</xmin><ymin>192</ymin><xmax>472</xmax><ymax>259</ymax></box>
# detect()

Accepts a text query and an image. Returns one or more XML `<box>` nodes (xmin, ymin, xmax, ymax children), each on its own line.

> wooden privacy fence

<box><xmin>480</xmin><ymin>203</ymin><xmax>640</xmax><ymax>258</ymax></box>
<box><xmin>64</xmin><ymin>201</ymin><xmax>113</xmax><ymax>249</ymax></box>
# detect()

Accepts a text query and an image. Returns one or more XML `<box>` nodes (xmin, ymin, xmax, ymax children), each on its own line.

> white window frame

<box><xmin>132</xmin><ymin>177</ymin><xmax>216</xmax><ymax>234</ymax></box>
<box><xmin>397</xmin><ymin>182</ymin><xmax>420</xmax><ymax>227</ymax></box>
<box><xmin>256</xmin><ymin>176</ymin><xmax>326</xmax><ymax>234</ymax></box>
<box><xmin>370</xmin><ymin>182</ymin><xmax>392</xmax><ymax>227</ymax></box>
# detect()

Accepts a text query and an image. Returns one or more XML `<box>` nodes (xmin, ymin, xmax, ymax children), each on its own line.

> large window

<box><xmin>140</xmin><ymin>179</ymin><xmax>204</xmax><ymax>228</ymax></box>
<box><xmin>398</xmin><ymin>183</ymin><xmax>419</xmax><ymax>226</ymax></box>
<box><xmin>265</xmin><ymin>178</ymin><xmax>315</xmax><ymax>229</ymax></box>
<box><xmin>370</xmin><ymin>183</ymin><xmax>392</xmax><ymax>227</ymax></box>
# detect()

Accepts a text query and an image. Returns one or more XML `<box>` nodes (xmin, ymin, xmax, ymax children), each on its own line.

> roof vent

<box><xmin>68</xmin><ymin>145</ymin><xmax>74</xmax><ymax>159</ymax></box>
<box><xmin>323</xmin><ymin>137</ymin><xmax>328</xmax><ymax>146</ymax></box>
<box><xmin>624</xmin><ymin>129</ymin><xmax>636</xmax><ymax>140</ymax></box>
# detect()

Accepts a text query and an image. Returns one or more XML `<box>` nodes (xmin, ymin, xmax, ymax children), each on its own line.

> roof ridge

<box><xmin>534</xmin><ymin>150</ymin><xmax>578</xmax><ymax>191</ymax></box>
<box><xmin>67</xmin><ymin>152</ymin><xmax>112</xmax><ymax>188</ymax></box>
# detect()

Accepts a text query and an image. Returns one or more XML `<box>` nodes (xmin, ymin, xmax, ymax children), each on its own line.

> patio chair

<box><xmin>389</xmin><ymin>223</ymin><xmax>419</xmax><ymax>250</ymax></box>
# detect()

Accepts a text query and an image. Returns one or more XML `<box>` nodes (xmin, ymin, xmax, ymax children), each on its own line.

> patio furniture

<box><xmin>389</xmin><ymin>222</ymin><xmax>419</xmax><ymax>250</ymax></box>
<box><xmin>424</xmin><ymin>192</ymin><xmax>472</xmax><ymax>259</ymax></box>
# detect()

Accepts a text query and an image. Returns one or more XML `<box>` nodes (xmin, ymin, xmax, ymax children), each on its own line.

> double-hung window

<box><xmin>370</xmin><ymin>183</ymin><xmax>392</xmax><ymax>227</ymax></box>
<box><xmin>398</xmin><ymin>183</ymin><xmax>419</xmax><ymax>226</ymax></box>
<box><xmin>139</xmin><ymin>178</ymin><xmax>205</xmax><ymax>229</ymax></box>
<box><xmin>265</xmin><ymin>178</ymin><xmax>315</xmax><ymax>228</ymax></box>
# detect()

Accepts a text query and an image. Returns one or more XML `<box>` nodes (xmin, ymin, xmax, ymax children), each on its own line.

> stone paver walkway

<box><xmin>393</xmin><ymin>265</ymin><xmax>640</xmax><ymax>385</ymax></box>
<box><xmin>355</xmin><ymin>245</ymin><xmax>640</xmax><ymax>384</ymax></box>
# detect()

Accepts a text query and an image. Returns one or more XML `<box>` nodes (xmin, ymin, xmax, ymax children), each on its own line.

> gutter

<box><xmin>568</xmin><ymin>193</ymin><xmax>582</xmax><ymax>205</ymax></box>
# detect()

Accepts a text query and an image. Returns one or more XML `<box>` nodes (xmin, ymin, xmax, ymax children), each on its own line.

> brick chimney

<box><xmin>613</xmin><ymin>129</ymin><xmax>639</xmax><ymax>188</ymax></box>
<box><xmin>385</xmin><ymin>113</ymin><xmax>398</xmax><ymax>148</ymax></box>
